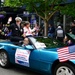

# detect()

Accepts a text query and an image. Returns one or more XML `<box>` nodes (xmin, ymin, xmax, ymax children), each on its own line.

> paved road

<box><xmin>0</xmin><ymin>66</ymin><xmax>43</xmax><ymax>75</ymax></box>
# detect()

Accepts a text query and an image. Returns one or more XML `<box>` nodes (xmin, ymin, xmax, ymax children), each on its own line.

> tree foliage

<box><xmin>4</xmin><ymin>0</ymin><xmax>71</xmax><ymax>36</ymax></box>
<box><xmin>60</xmin><ymin>2</ymin><xmax>75</xmax><ymax>17</ymax></box>
<box><xmin>4</xmin><ymin>0</ymin><xmax>67</xmax><ymax>20</ymax></box>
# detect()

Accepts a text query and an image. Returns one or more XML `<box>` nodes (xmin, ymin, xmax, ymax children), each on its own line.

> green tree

<box><xmin>4</xmin><ymin>0</ymin><xmax>67</xmax><ymax>36</ymax></box>
<box><xmin>60</xmin><ymin>2</ymin><xmax>75</xmax><ymax>17</ymax></box>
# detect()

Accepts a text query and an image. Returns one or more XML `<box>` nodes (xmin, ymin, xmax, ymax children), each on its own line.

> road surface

<box><xmin>0</xmin><ymin>66</ymin><xmax>43</xmax><ymax>75</ymax></box>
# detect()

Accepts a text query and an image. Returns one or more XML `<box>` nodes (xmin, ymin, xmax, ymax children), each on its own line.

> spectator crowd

<box><xmin>0</xmin><ymin>16</ymin><xmax>75</xmax><ymax>46</ymax></box>
<box><xmin>0</xmin><ymin>17</ymin><xmax>42</xmax><ymax>40</ymax></box>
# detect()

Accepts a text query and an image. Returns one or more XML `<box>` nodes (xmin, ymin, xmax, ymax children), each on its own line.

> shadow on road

<box><xmin>0</xmin><ymin>65</ymin><xmax>43</xmax><ymax>75</ymax></box>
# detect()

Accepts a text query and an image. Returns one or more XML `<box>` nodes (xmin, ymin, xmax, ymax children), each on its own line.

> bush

<box><xmin>35</xmin><ymin>37</ymin><xmax>65</xmax><ymax>48</ymax></box>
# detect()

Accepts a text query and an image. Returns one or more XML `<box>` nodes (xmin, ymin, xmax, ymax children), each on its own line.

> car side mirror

<box><xmin>25</xmin><ymin>45</ymin><xmax>34</xmax><ymax>50</ymax></box>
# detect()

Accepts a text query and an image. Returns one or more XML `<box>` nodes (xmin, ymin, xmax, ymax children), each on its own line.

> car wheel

<box><xmin>0</xmin><ymin>50</ymin><xmax>10</xmax><ymax>68</ymax></box>
<box><xmin>53</xmin><ymin>63</ymin><xmax>75</xmax><ymax>75</ymax></box>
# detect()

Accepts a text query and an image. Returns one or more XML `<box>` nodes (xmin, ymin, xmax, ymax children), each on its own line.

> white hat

<box><xmin>15</xmin><ymin>17</ymin><xmax>22</xmax><ymax>21</ymax></box>
<box><xmin>58</xmin><ymin>26</ymin><xmax>61</xmax><ymax>28</ymax></box>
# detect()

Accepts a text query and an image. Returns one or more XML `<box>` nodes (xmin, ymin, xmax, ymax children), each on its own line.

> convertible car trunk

<box><xmin>35</xmin><ymin>37</ymin><xmax>66</xmax><ymax>48</ymax></box>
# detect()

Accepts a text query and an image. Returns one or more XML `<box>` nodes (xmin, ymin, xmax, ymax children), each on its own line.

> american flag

<box><xmin>57</xmin><ymin>45</ymin><xmax>75</xmax><ymax>62</ymax></box>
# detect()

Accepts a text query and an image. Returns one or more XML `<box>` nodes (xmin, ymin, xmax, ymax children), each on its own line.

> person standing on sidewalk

<box><xmin>56</xmin><ymin>26</ymin><xmax>65</xmax><ymax>42</ymax></box>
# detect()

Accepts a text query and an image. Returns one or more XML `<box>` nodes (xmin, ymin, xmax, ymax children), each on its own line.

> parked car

<box><xmin>0</xmin><ymin>37</ymin><xmax>75</xmax><ymax>75</ymax></box>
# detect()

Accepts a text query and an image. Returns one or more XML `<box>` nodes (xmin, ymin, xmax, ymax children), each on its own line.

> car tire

<box><xmin>53</xmin><ymin>63</ymin><xmax>75</xmax><ymax>75</ymax></box>
<box><xmin>0</xmin><ymin>50</ymin><xmax>10</xmax><ymax>68</ymax></box>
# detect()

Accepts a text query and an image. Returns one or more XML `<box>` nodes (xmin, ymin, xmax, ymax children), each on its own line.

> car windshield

<box><xmin>29</xmin><ymin>37</ymin><xmax>37</xmax><ymax>44</ymax></box>
<box><xmin>29</xmin><ymin>37</ymin><xmax>46</xmax><ymax>49</ymax></box>
<box><xmin>29</xmin><ymin>37</ymin><xmax>65</xmax><ymax>49</ymax></box>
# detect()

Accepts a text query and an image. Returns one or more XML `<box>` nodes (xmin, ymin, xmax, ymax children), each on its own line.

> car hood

<box><xmin>0</xmin><ymin>41</ymin><xmax>19</xmax><ymax>48</ymax></box>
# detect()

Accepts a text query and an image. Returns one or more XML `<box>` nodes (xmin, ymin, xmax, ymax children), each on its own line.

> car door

<box><xmin>10</xmin><ymin>46</ymin><xmax>41</xmax><ymax>70</ymax></box>
<box><xmin>38</xmin><ymin>49</ymin><xmax>53</xmax><ymax>72</ymax></box>
<box><xmin>29</xmin><ymin>49</ymin><xmax>40</xmax><ymax>70</ymax></box>
<box><xmin>38</xmin><ymin>48</ymin><xmax>58</xmax><ymax>72</ymax></box>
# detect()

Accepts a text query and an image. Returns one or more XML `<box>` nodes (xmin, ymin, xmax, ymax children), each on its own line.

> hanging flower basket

<box><xmin>0</xmin><ymin>15</ymin><xmax>5</xmax><ymax>18</ymax></box>
<box><xmin>0</xmin><ymin>11</ymin><xmax>6</xmax><ymax>15</ymax></box>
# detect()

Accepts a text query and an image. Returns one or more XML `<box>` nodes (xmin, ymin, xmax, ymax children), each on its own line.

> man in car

<box><xmin>22</xmin><ymin>38</ymin><xmax>29</xmax><ymax>47</ymax></box>
<box><xmin>9</xmin><ymin>17</ymin><xmax>24</xmax><ymax>42</ymax></box>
